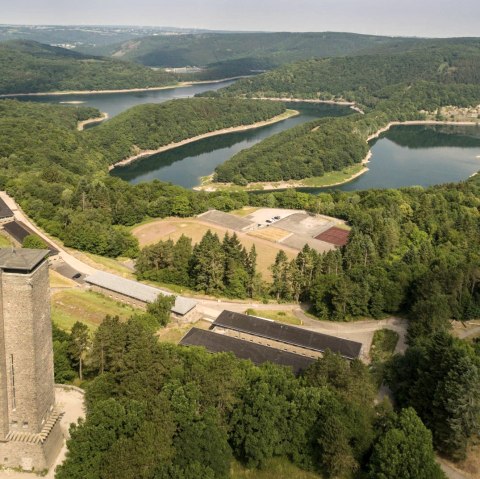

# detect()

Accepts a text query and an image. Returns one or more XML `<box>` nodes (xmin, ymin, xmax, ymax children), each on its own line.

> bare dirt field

<box><xmin>131</xmin><ymin>218</ymin><xmax>297</xmax><ymax>279</ymax></box>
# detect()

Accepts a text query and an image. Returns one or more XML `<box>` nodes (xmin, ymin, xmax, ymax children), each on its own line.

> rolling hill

<box><xmin>0</xmin><ymin>40</ymin><xmax>177</xmax><ymax>95</ymax></box>
<box><xmin>101</xmin><ymin>32</ymin><xmax>480</xmax><ymax>80</ymax></box>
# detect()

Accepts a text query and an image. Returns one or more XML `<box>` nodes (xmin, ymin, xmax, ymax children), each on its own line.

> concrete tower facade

<box><xmin>0</xmin><ymin>249</ymin><xmax>63</xmax><ymax>472</ymax></box>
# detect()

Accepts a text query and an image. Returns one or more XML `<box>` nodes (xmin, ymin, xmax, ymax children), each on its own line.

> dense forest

<box><xmin>0</xmin><ymin>98</ymin><xmax>285</xmax><ymax>257</ymax></box>
<box><xmin>99</xmin><ymin>32</ymin><xmax>480</xmax><ymax>81</ymax></box>
<box><xmin>0</xmin><ymin>40</ymin><xmax>177</xmax><ymax>94</ymax></box>
<box><xmin>214</xmin><ymin>116</ymin><xmax>369</xmax><ymax>183</ymax></box>
<box><xmin>86</xmin><ymin>98</ymin><xmax>286</xmax><ymax>166</ymax></box>
<box><xmin>54</xmin><ymin>312</ymin><xmax>454</xmax><ymax>479</ymax></box>
<box><xmin>216</xmin><ymin>41</ymin><xmax>480</xmax><ymax>105</ymax></box>
<box><xmin>205</xmin><ymin>43</ymin><xmax>480</xmax><ymax>184</ymax></box>
<box><xmin>102</xmin><ymin>31</ymin><xmax>412</xmax><ymax>67</ymax></box>
<box><xmin>136</xmin><ymin>231</ymin><xmax>258</xmax><ymax>298</ymax></box>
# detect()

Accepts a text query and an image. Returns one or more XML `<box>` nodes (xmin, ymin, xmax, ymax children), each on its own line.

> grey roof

<box><xmin>213</xmin><ymin>310</ymin><xmax>362</xmax><ymax>360</ymax></box>
<box><xmin>0</xmin><ymin>198</ymin><xmax>13</xmax><ymax>219</ymax></box>
<box><xmin>198</xmin><ymin>210</ymin><xmax>254</xmax><ymax>231</ymax></box>
<box><xmin>0</xmin><ymin>248</ymin><xmax>49</xmax><ymax>272</ymax></box>
<box><xmin>84</xmin><ymin>271</ymin><xmax>196</xmax><ymax>316</ymax></box>
<box><xmin>180</xmin><ymin>328</ymin><xmax>315</xmax><ymax>375</ymax></box>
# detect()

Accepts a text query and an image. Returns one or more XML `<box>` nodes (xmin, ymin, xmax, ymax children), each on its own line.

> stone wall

<box><xmin>0</xmin><ymin>419</ymin><xmax>63</xmax><ymax>472</ymax></box>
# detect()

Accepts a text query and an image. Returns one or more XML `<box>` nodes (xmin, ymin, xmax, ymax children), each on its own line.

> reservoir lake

<box><xmin>16</xmin><ymin>82</ymin><xmax>480</xmax><ymax>191</ymax></box>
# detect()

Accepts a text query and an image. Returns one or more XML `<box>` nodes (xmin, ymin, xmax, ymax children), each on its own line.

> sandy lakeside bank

<box><xmin>77</xmin><ymin>112</ymin><xmax>109</xmax><ymax>131</ymax></box>
<box><xmin>0</xmin><ymin>76</ymin><xmax>250</xmax><ymax>98</ymax></box>
<box><xmin>108</xmin><ymin>109</ymin><xmax>300</xmax><ymax>171</ymax></box>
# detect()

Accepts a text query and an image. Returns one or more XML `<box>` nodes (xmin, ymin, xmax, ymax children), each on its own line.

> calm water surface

<box><xmin>12</xmin><ymin>80</ymin><xmax>237</xmax><ymax>118</ymax></box>
<box><xmin>111</xmin><ymin>103</ymin><xmax>353</xmax><ymax>188</ymax></box>
<box><xmin>311</xmin><ymin>124</ymin><xmax>480</xmax><ymax>193</ymax></box>
<box><xmin>15</xmin><ymin>85</ymin><xmax>480</xmax><ymax>191</ymax></box>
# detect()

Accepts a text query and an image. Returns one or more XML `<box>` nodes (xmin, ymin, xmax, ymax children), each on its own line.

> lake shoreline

<box><xmin>77</xmin><ymin>112</ymin><xmax>109</xmax><ymax>131</ymax></box>
<box><xmin>108</xmin><ymin>109</ymin><xmax>300</xmax><ymax>171</ymax></box>
<box><xmin>0</xmin><ymin>76</ymin><xmax>249</xmax><ymax>98</ymax></box>
<box><xmin>196</xmin><ymin>119</ymin><xmax>479</xmax><ymax>192</ymax></box>
<box><xmin>248</xmin><ymin>96</ymin><xmax>365</xmax><ymax>114</ymax></box>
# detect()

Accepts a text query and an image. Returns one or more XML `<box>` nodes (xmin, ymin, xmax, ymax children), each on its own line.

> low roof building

<box><xmin>180</xmin><ymin>328</ymin><xmax>315</xmax><ymax>374</ymax></box>
<box><xmin>84</xmin><ymin>271</ymin><xmax>197</xmax><ymax>316</ymax></box>
<box><xmin>212</xmin><ymin>310</ymin><xmax>362</xmax><ymax>360</ymax></box>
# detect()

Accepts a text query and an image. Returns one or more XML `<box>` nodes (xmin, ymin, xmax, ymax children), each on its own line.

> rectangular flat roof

<box><xmin>180</xmin><ymin>328</ymin><xmax>315</xmax><ymax>375</ymax></box>
<box><xmin>212</xmin><ymin>310</ymin><xmax>362</xmax><ymax>360</ymax></box>
<box><xmin>198</xmin><ymin>209</ymin><xmax>255</xmax><ymax>232</ymax></box>
<box><xmin>84</xmin><ymin>271</ymin><xmax>196</xmax><ymax>316</ymax></box>
<box><xmin>0</xmin><ymin>248</ymin><xmax>49</xmax><ymax>272</ymax></box>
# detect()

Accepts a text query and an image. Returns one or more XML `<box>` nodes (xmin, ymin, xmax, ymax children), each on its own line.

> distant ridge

<box><xmin>0</xmin><ymin>40</ymin><xmax>176</xmax><ymax>94</ymax></box>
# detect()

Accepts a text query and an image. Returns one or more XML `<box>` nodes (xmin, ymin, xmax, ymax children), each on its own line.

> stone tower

<box><xmin>0</xmin><ymin>249</ymin><xmax>63</xmax><ymax>472</ymax></box>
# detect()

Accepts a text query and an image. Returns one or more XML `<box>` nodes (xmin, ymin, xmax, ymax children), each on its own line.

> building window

<box><xmin>10</xmin><ymin>355</ymin><xmax>16</xmax><ymax>411</ymax></box>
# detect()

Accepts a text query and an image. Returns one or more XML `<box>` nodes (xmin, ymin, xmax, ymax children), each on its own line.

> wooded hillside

<box><xmin>0</xmin><ymin>40</ymin><xmax>177</xmax><ymax>94</ymax></box>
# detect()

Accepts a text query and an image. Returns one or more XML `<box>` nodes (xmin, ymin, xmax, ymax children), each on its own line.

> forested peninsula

<box><xmin>0</xmin><ymin>40</ymin><xmax>177</xmax><ymax>94</ymax></box>
<box><xmin>85</xmin><ymin>98</ymin><xmax>287</xmax><ymax>167</ymax></box>
<box><xmin>205</xmin><ymin>42</ymin><xmax>480</xmax><ymax>186</ymax></box>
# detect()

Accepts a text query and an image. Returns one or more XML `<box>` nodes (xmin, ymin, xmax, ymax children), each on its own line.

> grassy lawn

<box><xmin>51</xmin><ymin>289</ymin><xmax>140</xmax><ymax>332</ymax></box>
<box><xmin>157</xmin><ymin>319</ymin><xmax>212</xmax><ymax>344</ymax></box>
<box><xmin>49</xmin><ymin>270</ymin><xmax>77</xmax><ymax>288</ymax></box>
<box><xmin>0</xmin><ymin>232</ymin><xmax>13</xmax><ymax>247</ymax></box>
<box><xmin>301</xmin><ymin>164</ymin><xmax>365</xmax><ymax>187</ymax></box>
<box><xmin>230</xmin><ymin>207</ymin><xmax>259</xmax><ymax>217</ymax></box>
<box><xmin>370</xmin><ymin>329</ymin><xmax>399</xmax><ymax>362</ymax></box>
<box><xmin>369</xmin><ymin>329</ymin><xmax>399</xmax><ymax>385</ymax></box>
<box><xmin>231</xmin><ymin>459</ymin><xmax>322</xmax><ymax>479</ymax></box>
<box><xmin>68</xmin><ymin>249</ymin><xmax>134</xmax><ymax>278</ymax></box>
<box><xmin>245</xmin><ymin>309</ymin><xmax>302</xmax><ymax>326</ymax></box>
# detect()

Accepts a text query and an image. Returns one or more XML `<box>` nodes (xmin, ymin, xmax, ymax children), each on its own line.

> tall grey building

<box><xmin>0</xmin><ymin>249</ymin><xmax>63</xmax><ymax>471</ymax></box>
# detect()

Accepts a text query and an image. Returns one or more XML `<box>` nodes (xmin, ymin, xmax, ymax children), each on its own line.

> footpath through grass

<box><xmin>369</xmin><ymin>328</ymin><xmax>399</xmax><ymax>386</ymax></box>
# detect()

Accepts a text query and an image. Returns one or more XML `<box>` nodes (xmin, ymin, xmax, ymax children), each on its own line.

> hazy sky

<box><xmin>1</xmin><ymin>0</ymin><xmax>479</xmax><ymax>37</ymax></box>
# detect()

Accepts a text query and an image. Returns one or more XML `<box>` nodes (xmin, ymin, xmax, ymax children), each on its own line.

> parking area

<box><xmin>244</xmin><ymin>208</ymin><xmax>301</xmax><ymax>227</ymax></box>
<box><xmin>198</xmin><ymin>208</ymin><xmax>351</xmax><ymax>254</ymax></box>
